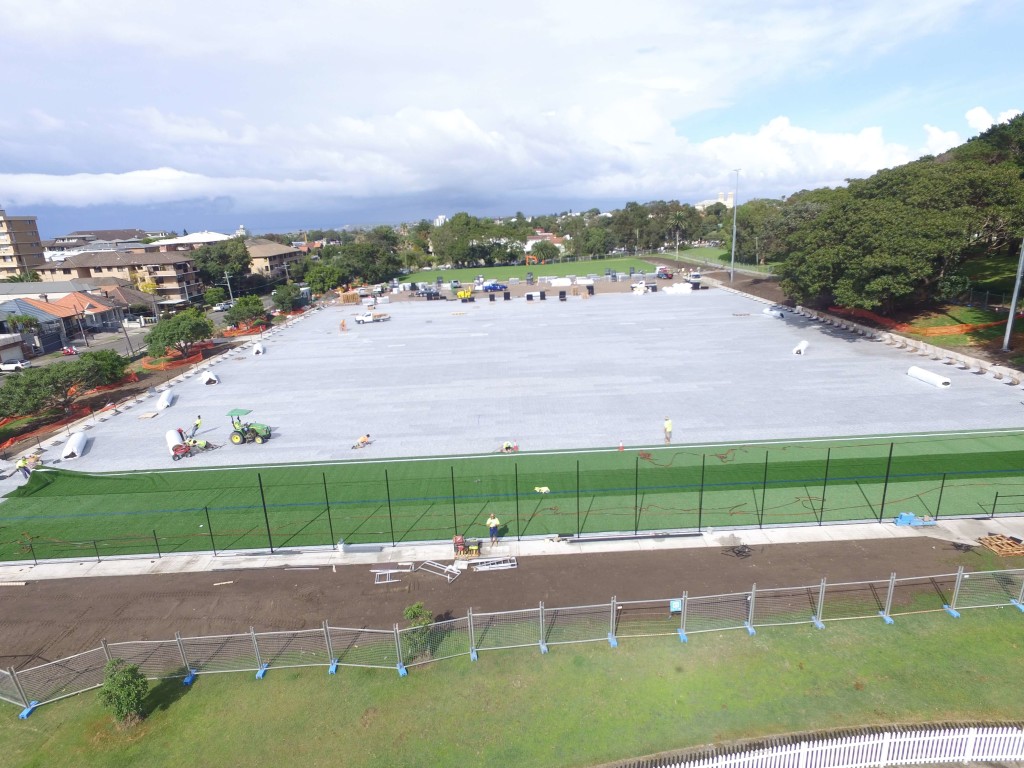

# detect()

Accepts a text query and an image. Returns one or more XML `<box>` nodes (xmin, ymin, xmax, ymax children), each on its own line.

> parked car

<box><xmin>0</xmin><ymin>360</ymin><xmax>31</xmax><ymax>372</ymax></box>
<box><xmin>212</xmin><ymin>301</ymin><xmax>234</xmax><ymax>312</ymax></box>
<box><xmin>482</xmin><ymin>282</ymin><xmax>508</xmax><ymax>292</ymax></box>
<box><xmin>413</xmin><ymin>288</ymin><xmax>440</xmax><ymax>298</ymax></box>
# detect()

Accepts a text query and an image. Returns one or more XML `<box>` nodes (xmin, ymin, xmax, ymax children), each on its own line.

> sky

<box><xmin>1</xmin><ymin>0</ymin><xmax>1021</xmax><ymax>239</ymax></box>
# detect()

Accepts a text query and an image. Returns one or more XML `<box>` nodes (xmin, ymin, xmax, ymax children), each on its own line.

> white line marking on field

<box><xmin>213</xmin><ymin>580</ymin><xmax>234</xmax><ymax>586</ymax></box>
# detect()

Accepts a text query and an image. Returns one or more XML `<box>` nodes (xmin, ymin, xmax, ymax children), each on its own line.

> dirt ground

<box><xmin>0</xmin><ymin>536</ymin><xmax>983</xmax><ymax>670</ymax></box>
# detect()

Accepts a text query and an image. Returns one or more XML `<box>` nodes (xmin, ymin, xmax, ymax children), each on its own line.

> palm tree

<box><xmin>4</xmin><ymin>271</ymin><xmax>41</xmax><ymax>283</ymax></box>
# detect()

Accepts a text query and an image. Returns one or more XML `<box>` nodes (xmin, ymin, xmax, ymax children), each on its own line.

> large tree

<box><xmin>190</xmin><ymin>237</ymin><xmax>251</xmax><ymax>285</ymax></box>
<box><xmin>224</xmin><ymin>295</ymin><xmax>267</xmax><ymax>328</ymax></box>
<box><xmin>0</xmin><ymin>351</ymin><xmax>129</xmax><ymax>417</ymax></box>
<box><xmin>144</xmin><ymin>308</ymin><xmax>215</xmax><ymax>358</ymax></box>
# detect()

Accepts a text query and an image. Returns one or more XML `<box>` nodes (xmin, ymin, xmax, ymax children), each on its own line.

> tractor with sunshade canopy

<box><xmin>227</xmin><ymin>408</ymin><xmax>272</xmax><ymax>445</ymax></box>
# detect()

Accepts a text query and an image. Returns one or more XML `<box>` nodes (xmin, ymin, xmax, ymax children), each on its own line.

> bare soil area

<box><xmin>0</xmin><ymin>536</ymin><xmax>985</xmax><ymax>669</ymax></box>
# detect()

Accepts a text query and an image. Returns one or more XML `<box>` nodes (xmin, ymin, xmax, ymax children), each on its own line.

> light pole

<box><xmin>729</xmin><ymin>169</ymin><xmax>740</xmax><ymax>282</ymax></box>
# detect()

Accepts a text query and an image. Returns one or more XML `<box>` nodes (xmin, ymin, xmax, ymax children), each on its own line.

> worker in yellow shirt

<box><xmin>664</xmin><ymin>417</ymin><xmax>673</xmax><ymax>445</ymax></box>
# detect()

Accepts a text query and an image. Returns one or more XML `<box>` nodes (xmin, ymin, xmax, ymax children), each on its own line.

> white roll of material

<box><xmin>165</xmin><ymin>429</ymin><xmax>183</xmax><ymax>456</ymax></box>
<box><xmin>202</xmin><ymin>370</ymin><xmax>219</xmax><ymax>385</ymax></box>
<box><xmin>253</xmin><ymin>341</ymin><xmax>265</xmax><ymax>356</ymax></box>
<box><xmin>61</xmin><ymin>432</ymin><xmax>87</xmax><ymax>460</ymax></box>
<box><xmin>793</xmin><ymin>340</ymin><xmax>809</xmax><ymax>355</ymax></box>
<box><xmin>907</xmin><ymin>365</ymin><xmax>951</xmax><ymax>388</ymax></box>
<box><xmin>156</xmin><ymin>388</ymin><xmax>174</xmax><ymax>409</ymax></box>
<box><xmin>762</xmin><ymin>307</ymin><xmax>784</xmax><ymax>319</ymax></box>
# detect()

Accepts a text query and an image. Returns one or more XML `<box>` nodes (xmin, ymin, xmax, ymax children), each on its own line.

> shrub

<box><xmin>98</xmin><ymin>658</ymin><xmax>149</xmax><ymax>726</ymax></box>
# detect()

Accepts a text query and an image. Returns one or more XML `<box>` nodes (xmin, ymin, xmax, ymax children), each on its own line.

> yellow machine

<box><xmin>456</xmin><ymin>288</ymin><xmax>473</xmax><ymax>300</ymax></box>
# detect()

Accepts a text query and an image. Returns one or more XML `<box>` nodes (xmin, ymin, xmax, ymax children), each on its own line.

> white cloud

<box><xmin>966</xmin><ymin>106</ymin><xmax>1024</xmax><ymax>133</ymax></box>
<box><xmin>922</xmin><ymin>124</ymin><xmax>961</xmax><ymax>155</ymax></box>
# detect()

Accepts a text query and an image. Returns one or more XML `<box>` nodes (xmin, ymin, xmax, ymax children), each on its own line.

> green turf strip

<box><xmin>4</xmin><ymin>431</ymin><xmax>1024</xmax><ymax>560</ymax></box>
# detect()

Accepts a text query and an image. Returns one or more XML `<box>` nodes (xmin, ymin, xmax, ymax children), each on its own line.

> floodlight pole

<box><xmin>1001</xmin><ymin>237</ymin><xmax>1024</xmax><ymax>351</ymax></box>
<box><xmin>729</xmin><ymin>169</ymin><xmax>740</xmax><ymax>283</ymax></box>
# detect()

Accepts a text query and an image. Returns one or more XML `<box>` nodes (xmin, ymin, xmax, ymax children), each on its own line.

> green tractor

<box><xmin>227</xmin><ymin>408</ymin><xmax>272</xmax><ymax>445</ymax></box>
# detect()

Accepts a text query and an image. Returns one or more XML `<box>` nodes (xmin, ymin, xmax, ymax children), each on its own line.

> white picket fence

<box><xmin>650</xmin><ymin>727</ymin><xmax>1024</xmax><ymax>768</ymax></box>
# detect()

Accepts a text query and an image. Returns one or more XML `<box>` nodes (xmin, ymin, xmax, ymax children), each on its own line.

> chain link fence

<box><xmin>4</xmin><ymin>566</ymin><xmax>1023</xmax><ymax>714</ymax></box>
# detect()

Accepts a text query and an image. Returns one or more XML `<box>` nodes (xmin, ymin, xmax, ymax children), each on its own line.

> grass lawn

<box><xmin>402</xmin><ymin>256</ymin><xmax>660</xmax><ymax>287</ymax></box>
<box><xmin>6</xmin><ymin>430</ymin><xmax>1024</xmax><ymax>561</ymax></box>
<box><xmin>961</xmin><ymin>253</ymin><xmax>1020</xmax><ymax>293</ymax></box>
<box><xmin>1</xmin><ymin>609</ymin><xmax>1022</xmax><ymax>768</ymax></box>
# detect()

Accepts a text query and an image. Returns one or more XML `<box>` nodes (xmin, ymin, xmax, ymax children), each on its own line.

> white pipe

<box><xmin>201</xmin><ymin>370</ymin><xmax>219</xmax><ymax>385</ymax></box>
<box><xmin>156</xmin><ymin>388</ymin><xmax>174</xmax><ymax>409</ymax></box>
<box><xmin>907</xmin><ymin>365</ymin><xmax>951</xmax><ymax>388</ymax></box>
<box><xmin>793</xmin><ymin>340</ymin><xmax>809</xmax><ymax>355</ymax></box>
<box><xmin>253</xmin><ymin>341</ymin><xmax>265</xmax><ymax>356</ymax></box>
<box><xmin>61</xmin><ymin>432</ymin><xmax>88</xmax><ymax>460</ymax></box>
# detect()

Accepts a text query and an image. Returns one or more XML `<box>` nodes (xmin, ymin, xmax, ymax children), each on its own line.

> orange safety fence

<box><xmin>67</xmin><ymin>370</ymin><xmax>140</xmax><ymax>398</ymax></box>
<box><xmin>222</xmin><ymin>324</ymin><xmax>268</xmax><ymax>337</ymax></box>
<box><xmin>829</xmin><ymin>306</ymin><xmax>1015</xmax><ymax>336</ymax></box>
<box><xmin>0</xmin><ymin>405</ymin><xmax>90</xmax><ymax>454</ymax></box>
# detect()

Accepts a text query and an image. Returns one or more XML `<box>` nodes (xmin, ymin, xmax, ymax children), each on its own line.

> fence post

<box><xmin>515</xmin><ymin>463</ymin><xmax>521</xmax><ymax>541</ymax></box>
<box><xmin>813</xmin><ymin>578</ymin><xmax>826</xmax><ymax>629</ymax></box>
<box><xmin>576</xmin><ymin>460</ymin><xmax>581</xmax><ymax>537</ymax></box>
<box><xmin>759</xmin><ymin>451</ymin><xmax>768</xmax><ymax>528</ymax></box>
<box><xmin>28</xmin><ymin>541</ymin><xmax>36</xmax><ymax>566</ymax></box>
<box><xmin>608</xmin><ymin>597</ymin><xmax>618</xmax><ymax>648</ymax></box>
<box><xmin>468</xmin><ymin>607</ymin><xmax>478</xmax><ymax>661</ymax></box>
<box><xmin>175</xmin><ymin>631</ymin><xmax>196</xmax><ymax>684</ymax></box>
<box><xmin>877</xmin><ymin>443</ymin><xmax>894</xmax><ymax>522</ymax></box>
<box><xmin>945</xmin><ymin>566</ymin><xmax>964</xmax><ymax>617</ymax></box>
<box><xmin>202</xmin><ymin>506</ymin><xmax>217</xmax><ymax>555</ymax></box>
<box><xmin>93</xmin><ymin>540</ymin><xmax>101</xmax><ymax>562</ymax></box>
<box><xmin>935</xmin><ymin>473</ymin><xmax>946</xmax><ymax>520</ymax></box>
<box><xmin>879</xmin><ymin>573</ymin><xmax>895</xmax><ymax>624</ymax></box>
<box><xmin>745</xmin><ymin>584</ymin><xmax>757</xmax><ymax>635</ymax></box>
<box><xmin>964</xmin><ymin>727</ymin><xmax>978</xmax><ymax>762</ymax></box>
<box><xmin>1016</xmin><ymin>577</ymin><xmax>1024</xmax><ymax>612</ymax></box>
<box><xmin>634</xmin><ymin>456</ymin><xmax>639</xmax><ymax>534</ymax></box>
<box><xmin>8</xmin><ymin>666</ymin><xmax>29</xmax><ymax>708</ymax></box>
<box><xmin>100</xmin><ymin>639</ymin><xmax>111</xmax><ymax>662</ymax></box>
<box><xmin>257</xmin><ymin>474</ymin><xmax>274</xmax><ymax>553</ymax></box>
<box><xmin>697</xmin><ymin>455</ymin><xmax>705</xmax><ymax>531</ymax></box>
<box><xmin>323</xmin><ymin>473</ymin><xmax>336</xmax><ymax>548</ymax></box>
<box><xmin>677</xmin><ymin>591</ymin><xmax>688</xmax><ymax>642</ymax></box>
<box><xmin>384</xmin><ymin>469</ymin><xmax>395</xmax><ymax>547</ymax></box>
<box><xmin>880</xmin><ymin>732</ymin><xmax>892</xmax><ymax>766</ymax></box>
<box><xmin>538</xmin><ymin>602</ymin><xmax>548</xmax><ymax>654</ymax></box>
<box><xmin>252</xmin><ymin>627</ymin><xmax>268</xmax><ymax>678</ymax></box>
<box><xmin>819</xmin><ymin>448</ymin><xmax>831</xmax><ymax>525</ymax></box>
<box><xmin>796</xmin><ymin>741</ymin><xmax>808</xmax><ymax>768</ymax></box>
<box><xmin>394</xmin><ymin>624</ymin><xmax>407</xmax><ymax>676</ymax></box>
<box><xmin>991</xmin><ymin>492</ymin><xmax>999</xmax><ymax>519</ymax></box>
<box><xmin>450</xmin><ymin>465</ymin><xmax>458</xmax><ymax>536</ymax></box>
<box><xmin>323</xmin><ymin>620</ymin><xmax>337</xmax><ymax>673</ymax></box>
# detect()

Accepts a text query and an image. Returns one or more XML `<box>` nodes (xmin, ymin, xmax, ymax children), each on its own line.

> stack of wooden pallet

<box><xmin>978</xmin><ymin>535</ymin><xmax>1024</xmax><ymax>556</ymax></box>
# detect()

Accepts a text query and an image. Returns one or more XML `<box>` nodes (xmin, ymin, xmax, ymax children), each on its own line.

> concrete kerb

<box><xmin>6</xmin><ymin>518</ymin><xmax>1017</xmax><ymax>583</ymax></box>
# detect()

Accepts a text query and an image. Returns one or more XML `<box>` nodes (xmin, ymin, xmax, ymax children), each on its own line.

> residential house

<box><xmin>524</xmin><ymin>229</ymin><xmax>567</xmax><ymax>253</ymax></box>
<box><xmin>0</xmin><ymin>208</ymin><xmax>46</xmax><ymax>279</ymax></box>
<box><xmin>0</xmin><ymin>297</ymin><xmax>81</xmax><ymax>354</ymax></box>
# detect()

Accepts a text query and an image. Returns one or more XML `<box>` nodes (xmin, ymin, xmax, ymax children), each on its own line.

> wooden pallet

<box><xmin>978</xmin><ymin>535</ymin><xmax>1024</xmax><ymax>557</ymax></box>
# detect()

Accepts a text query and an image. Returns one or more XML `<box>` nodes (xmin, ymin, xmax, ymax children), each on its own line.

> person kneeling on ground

<box><xmin>353</xmin><ymin>433</ymin><xmax>371</xmax><ymax>449</ymax></box>
<box><xmin>500</xmin><ymin>441</ymin><xmax>514</xmax><ymax>453</ymax></box>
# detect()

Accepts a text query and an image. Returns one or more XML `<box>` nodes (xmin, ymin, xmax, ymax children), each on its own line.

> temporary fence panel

<box><xmin>750</xmin><ymin>585</ymin><xmax>820</xmax><ymax>628</ymax></box>
<box><xmin>615</xmin><ymin>598</ymin><xmax>683</xmax><ymax>639</ymax></box>
<box><xmin>819</xmin><ymin>579</ymin><xmax>889</xmax><ymax>622</ymax></box>
<box><xmin>472</xmin><ymin>608</ymin><xmax>542</xmax><ymax>651</ymax></box>
<box><xmin>398</xmin><ymin>617</ymin><xmax>471</xmax><ymax>668</ymax></box>
<box><xmin>952</xmin><ymin>568</ymin><xmax>1024</xmax><ymax>610</ymax></box>
<box><xmin>683</xmin><ymin>592</ymin><xmax>751</xmax><ymax>634</ymax></box>
<box><xmin>107</xmin><ymin>639</ymin><xmax>188</xmax><ymax>678</ymax></box>
<box><xmin>0</xmin><ymin>669</ymin><xmax>23</xmax><ymax>707</ymax></box>
<box><xmin>14</xmin><ymin>647</ymin><xmax>107</xmax><ymax>706</ymax></box>
<box><xmin>544</xmin><ymin>603</ymin><xmax>611</xmax><ymax>645</ymax></box>
<box><xmin>254</xmin><ymin>629</ymin><xmax>331</xmax><ymax>669</ymax></box>
<box><xmin>887</xmin><ymin>574</ymin><xmax>956</xmax><ymax>617</ymax></box>
<box><xmin>179</xmin><ymin>632</ymin><xmax>258</xmax><ymax>675</ymax></box>
<box><xmin>327</xmin><ymin>627</ymin><xmax>399</xmax><ymax>669</ymax></box>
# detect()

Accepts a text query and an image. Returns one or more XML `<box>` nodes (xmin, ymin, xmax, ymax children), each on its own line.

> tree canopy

<box><xmin>225</xmin><ymin>295</ymin><xmax>267</xmax><ymax>327</ymax></box>
<box><xmin>0</xmin><ymin>351</ymin><xmax>129</xmax><ymax>417</ymax></box>
<box><xmin>144</xmin><ymin>308</ymin><xmax>215</xmax><ymax>358</ymax></box>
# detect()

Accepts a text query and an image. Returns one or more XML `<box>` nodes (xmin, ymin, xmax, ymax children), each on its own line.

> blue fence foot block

<box><xmin>943</xmin><ymin>605</ymin><xmax>961</xmax><ymax>619</ymax></box>
<box><xmin>812</xmin><ymin>616</ymin><xmax>825</xmax><ymax>630</ymax></box>
<box><xmin>744</xmin><ymin>622</ymin><xmax>756</xmax><ymax>636</ymax></box>
<box><xmin>677</xmin><ymin>629</ymin><xmax>688</xmax><ymax>643</ymax></box>
<box><xmin>255</xmin><ymin>662</ymin><xmax>269</xmax><ymax>680</ymax></box>
<box><xmin>539</xmin><ymin>642</ymin><xmax>549</xmax><ymax>654</ymax></box>
<box><xmin>1012</xmin><ymin>599</ymin><xmax>1024</xmax><ymax>614</ymax></box>
<box><xmin>878</xmin><ymin>611</ymin><xmax>894</xmax><ymax>625</ymax></box>
<box><xmin>18</xmin><ymin>701</ymin><xmax>39</xmax><ymax>719</ymax></box>
<box><xmin>607</xmin><ymin>633</ymin><xmax>618</xmax><ymax>648</ymax></box>
<box><xmin>182</xmin><ymin>670</ymin><xmax>197</xmax><ymax>686</ymax></box>
<box><xmin>396</xmin><ymin>663</ymin><xmax>408</xmax><ymax>677</ymax></box>
<box><xmin>470</xmin><ymin>649</ymin><xmax>478</xmax><ymax>662</ymax></box>
<box><xmin>328</xmin><ymin>659</ymin><xmax>338</xmax><ymax>675</ymax></box>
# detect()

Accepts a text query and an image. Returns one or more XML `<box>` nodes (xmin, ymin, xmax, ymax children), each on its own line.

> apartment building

<box><xmin>0</xmin><ymin>209</ymin><xmax>46</xmax><ymax>279</ymax></box>
<box><xmin>35</xmin><ymin>251</ymin><xmax>202</xmax><ymax>308</ymax></box>
<box><xmin>245</xmin><ymin>238</ymin><xmax>302</xmax><ymax>278</ymax></box>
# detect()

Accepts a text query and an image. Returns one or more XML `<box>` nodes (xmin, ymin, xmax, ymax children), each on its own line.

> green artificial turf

<box><xmin>2</xmin><ymin>609</ymin><xmax>1023</xmax><ymax>768</ymax></box>
<box><xmin>4</xmin><ymin>430</ymin><xmax>1024</xmax><ymax>561</ymax></box>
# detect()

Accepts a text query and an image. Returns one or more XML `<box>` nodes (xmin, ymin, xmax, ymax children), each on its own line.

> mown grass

<box><xmin>2</xmin><ymin>609</ymin><xmax>1022</xmax><ymax>768</ymax></box>
<box><xmin>403</xmin><ymin>256</ymin><xmax>660</xmax><ymax>287</ymax></box>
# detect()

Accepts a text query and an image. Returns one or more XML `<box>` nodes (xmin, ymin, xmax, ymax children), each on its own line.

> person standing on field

<box><xmin>664</xmin><ymin>416</ymin><xmax>673</xmax><ymax>445</ymax></box>
<box><xmin>486</xmin><ymin>513</ymin><xmax>501</xmax><ymax>546</ymax></box>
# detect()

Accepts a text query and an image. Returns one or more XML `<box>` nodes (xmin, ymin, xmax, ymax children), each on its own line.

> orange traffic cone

<box><xmin>618</xmin><ymin>441</ymin><xmax>624</xmax><ymax>451</ymax></box>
